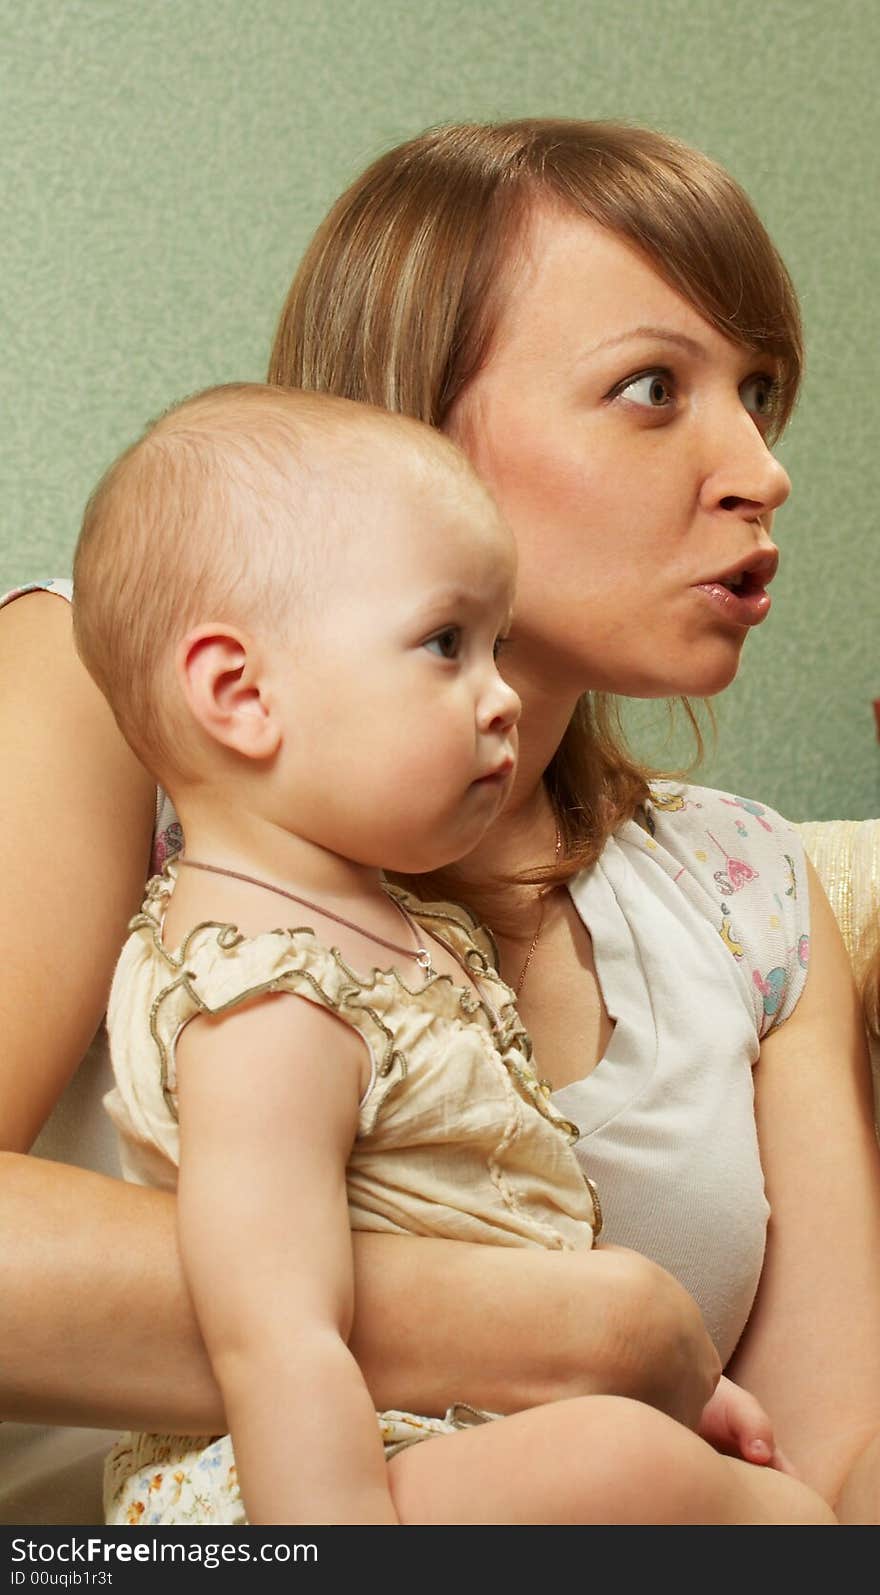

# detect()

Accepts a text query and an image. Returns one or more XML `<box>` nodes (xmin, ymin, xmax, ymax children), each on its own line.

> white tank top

<box><xmin>556</xmin><ymin>785</ymin><xmax>809</xmax><ymax>1363</ymax></box>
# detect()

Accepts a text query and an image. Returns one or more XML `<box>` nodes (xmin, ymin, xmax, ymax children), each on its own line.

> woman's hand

<box><xmin>697</xmin><ymin>1375</ymin><xmax>796</xmax><ymax>1473</ymax></box>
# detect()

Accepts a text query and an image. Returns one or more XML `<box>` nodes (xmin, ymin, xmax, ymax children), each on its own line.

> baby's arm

<box><xmin>176</xmin><ymin>989</ymin><xmax>398</xmax><ymax>1526</ymax></box>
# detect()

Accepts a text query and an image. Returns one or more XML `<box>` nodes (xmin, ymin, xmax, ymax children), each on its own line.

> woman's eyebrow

<box><xmin>578</xmin><ymin>326</ymin><xmax>708</xmax><ymax>362</ymax></box>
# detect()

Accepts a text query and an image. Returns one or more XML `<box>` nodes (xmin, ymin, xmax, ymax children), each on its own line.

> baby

<box><xmin>72</xmin><ymin>383</ymin><xmax>831</xmax><ymax>1526</ymax></box>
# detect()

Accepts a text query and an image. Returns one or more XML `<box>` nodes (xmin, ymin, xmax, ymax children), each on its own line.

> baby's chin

<box><xmin>385</xmin><ymin>829</ymin><xmax>500</xmax><ymax>881</ymax></box>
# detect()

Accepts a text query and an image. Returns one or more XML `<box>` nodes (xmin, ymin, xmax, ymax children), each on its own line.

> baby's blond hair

<box><xmin>73</xmin><ymin>382</ymin><xmax>476</xmax><ymax>779</ymax></box>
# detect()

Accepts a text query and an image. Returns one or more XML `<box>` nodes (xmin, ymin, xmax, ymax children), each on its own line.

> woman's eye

<box><xmin>424</xmin><ymin>627</ymin><xmax>461</xmax><ymax>660</ymax></box>
<box><xmin>616</xmin><ymin>371</ymin><xmax>674</xmax><ymax>409</ymax></box>
<box><xmin>740</xmin><ymin>373</ymin><xmax>778</xmax><ymax>421</ymax></box>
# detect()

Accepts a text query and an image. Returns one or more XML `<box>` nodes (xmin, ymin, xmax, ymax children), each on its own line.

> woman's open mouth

<box><xmin>695</xmin><ymin>550</ymin><xmax>778</xmax><ymax>627</ymax></box>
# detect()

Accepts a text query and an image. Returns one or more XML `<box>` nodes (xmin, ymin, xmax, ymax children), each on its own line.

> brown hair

<box><xmin>268</xmin><ymin>118</ymin><xmax>804</xmax><ymax>885</ymax></box>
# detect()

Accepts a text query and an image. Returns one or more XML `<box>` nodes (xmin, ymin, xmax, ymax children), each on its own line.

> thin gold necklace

<box><xmin>176</xmin><ymin>857</ymin><xmax>436</xmax><ymax>978</ymax></box>
<box><xmin>514</xmin><ymin>825</ymin><xmax>563</xmax><ymax>999</ymax></box>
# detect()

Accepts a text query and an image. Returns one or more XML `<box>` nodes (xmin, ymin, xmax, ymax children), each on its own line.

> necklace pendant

<box><xmin>415</xmin><ymin>948</ymin><xmax>435</xmax><ymax>978</ymax></box>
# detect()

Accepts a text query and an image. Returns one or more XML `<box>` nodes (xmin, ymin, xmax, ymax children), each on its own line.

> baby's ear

<box><xmin>175</xmin><ymin>624</ymin><xmax>282</xmax><ymax>760</ymax></box>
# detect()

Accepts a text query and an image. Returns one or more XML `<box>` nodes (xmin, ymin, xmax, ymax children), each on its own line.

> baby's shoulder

<box><xmin>113</xmin><ymin>868</ymin><xmax>410</xmax><ymax>1104</ymax></box>
<box><xmin>118</xmin><ymin>864</ymin><xmax>369</xmax><ymax>1025</ymax></box>
<box><xmin>385</xmin><ymin>882</ymin><xmax>501</xmax><ymax>975</ymax></box>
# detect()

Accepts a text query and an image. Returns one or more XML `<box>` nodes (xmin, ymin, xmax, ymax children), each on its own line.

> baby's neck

<box><xmin>160</xmin><ymin>799</ymin><xmax>435</xmax><ymax>977</ymax></box>
<box><xmin>171</xmin><ymin>795</ymin><xmax>386</xmax><ymax>911</ymax></box>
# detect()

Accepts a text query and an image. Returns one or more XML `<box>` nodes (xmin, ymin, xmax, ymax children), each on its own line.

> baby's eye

<box><xmin>423</xmin><ymin>626</ymin><xmax>461</xmax><ymax>660</ymax></box>
<box><xmin>493</xmin><ymin>634</ymin><xmax>509</xmax><ymax>661</ymax></box>
<box><xmin>616</xmin><ymin>370</ymin><xmax>675</xmax><ymax>409</ymax></box>
<box><xmin>740</xmin><ymin>373</ymin><xmax>778</xmax><ymax>422</ymax></box>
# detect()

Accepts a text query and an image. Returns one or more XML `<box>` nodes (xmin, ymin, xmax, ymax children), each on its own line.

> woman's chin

<box><xmin>641</xmin><ymin>638</ymin><xmax>748</xmax><ymax>702</ymax></box>
<box><xmin>570</xmin><ymin>629</ymin><xmax>750</xmax><ymax>703</ymax></box>
<box><xmin>611</xmin><ymin>659</ymin><xmax>743</xmax><ymax>703</ymax></box>
<box><xmin>691</xmin><ymin>648</ymin><xmax>747</xmax><ymax>699</ymax></box>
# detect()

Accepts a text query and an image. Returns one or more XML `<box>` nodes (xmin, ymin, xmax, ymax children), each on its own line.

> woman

<box><xmin>2</xmin><ymin>118</ymin><xmax>879</xmax><ymax>1524</ymax></box>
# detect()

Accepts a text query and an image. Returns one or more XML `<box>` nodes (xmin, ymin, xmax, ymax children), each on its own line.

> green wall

<box><xmin>3</xmin><ymin>0</ymin><xmax>878</xmax><ymax>819</ymax></box>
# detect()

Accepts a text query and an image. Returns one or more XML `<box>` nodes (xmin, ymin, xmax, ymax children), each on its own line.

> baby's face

<box><xmin>271</xmin><ymin>448</ymin><xmax>520</xmax><ymax>874</ymax></box>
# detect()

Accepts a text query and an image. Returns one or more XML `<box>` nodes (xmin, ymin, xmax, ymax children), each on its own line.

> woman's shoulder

<box><xmin>637</xmin><ymin>778</ymin><xmax>809</xmax><ymax>904</ymax></box>
<box><xmin>640</xmin><ymin>779</ymin><xmax>805</xmax><ymax>858</ymax></box>
<box><xmin>0</xmin><ymin>576</ymin><xmax>72</xmax><ymax>609</ymax></box>
<box><xmin>0</xmin><ymin>578</ymin><xmax>75</xmax><ymax>650</ymax></box>
<box><xmin>622</xmin><ymin>780</ymin><xmax>811</xmax><ymax>1037</ymax></box>
<box><xmin>0</xmin><ymin>575</ymin><xmax>180</xmax><ymax>871</ymax></box>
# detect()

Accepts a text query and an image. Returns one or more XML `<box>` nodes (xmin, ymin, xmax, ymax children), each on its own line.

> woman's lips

<box><xmin>694</xmin><ymin>547</ymin><xmax>778</xmax><ymax>627</ymax></box>
<box><xmin>695</xmin><ymin>580</ymin><xmax>772</xmax><ymax>626</ymax></box>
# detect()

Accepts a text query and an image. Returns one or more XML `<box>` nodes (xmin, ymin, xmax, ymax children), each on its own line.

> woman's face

<box><xmin>445</xmin><ymin>206</ymin><xmax>791</xmax><ymax>701</ymax></box>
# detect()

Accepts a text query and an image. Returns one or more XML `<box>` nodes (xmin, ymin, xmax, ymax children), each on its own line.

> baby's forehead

<box><xmin>361</xmin><ymin>436</ymin><xmax>510</xmax><ymax>546</ymax></box>
<box><xmin>168</xmin><ymin>395</ymin><xmax>511</xmax><ymax>596</ymax></box>
<box><xmin>305</xmin><ymin>415</ymin><xmax>499</xmax><ymax>526</ymax></box>
<box><xmin>366</xmin><ymin>465</ymin><xmax>515</xmax><ymax>597</ymax></box>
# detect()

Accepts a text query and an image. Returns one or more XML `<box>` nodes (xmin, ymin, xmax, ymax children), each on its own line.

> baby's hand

<box><xmin>697</xmin><ymin>1375</ymin><xmax>797</xmax><ymax>1474</ymax></box>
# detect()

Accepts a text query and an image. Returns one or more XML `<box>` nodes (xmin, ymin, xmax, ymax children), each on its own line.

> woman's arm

<box><xmin>0</xmin><ymin>1153</ymin><xmax>223</xmax><ymax>1429</ymax></box>
<box><xmin>0</xmin><ymin>592</ymin><xmax>155</xmax><ymax>1149</ymax></box>
<box><xmin>0</xmin><ymin>593</ymin><xmax>224</xmax><ymax>1432</ymax></box>
<box><xmin>727</xmin><ymin>856</ymin><xmax>880</xmax><ymax>1507</ymax></box>
<box><xmin>0</xmin><ymin>1151</ymin><xmax>719</xmax><ymax>1432</ymax></box>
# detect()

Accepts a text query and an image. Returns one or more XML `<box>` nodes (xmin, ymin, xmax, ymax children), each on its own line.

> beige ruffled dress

<box><xmin>103</xmin><ymin>864</ymin><xmax>601</xmax><ymax>1525</ymax></box>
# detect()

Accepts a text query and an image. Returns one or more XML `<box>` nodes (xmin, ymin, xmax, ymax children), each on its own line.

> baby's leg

<box><xmin>388</xmin><ymin>1396</ymin><xmax>837</xmax><ymax>1526</ymax></box>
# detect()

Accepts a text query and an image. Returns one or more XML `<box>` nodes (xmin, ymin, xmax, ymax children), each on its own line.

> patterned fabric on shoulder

<box><xmin>640</xmin><ymin>781</ymin><xmax>810</xmax><ymax>1039</ymax></box>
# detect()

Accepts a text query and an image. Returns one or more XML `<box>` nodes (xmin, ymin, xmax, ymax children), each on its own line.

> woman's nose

<box><xmin>700</xmin><ymin>410</ymin><xmax>792</xmax><ymax>521</ymax></box>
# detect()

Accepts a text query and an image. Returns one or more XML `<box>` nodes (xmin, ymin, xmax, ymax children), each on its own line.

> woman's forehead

<box><xmin>485</xmin><ymin>207</ymin><xmax>707</xmax><ymax>360</ymax></box>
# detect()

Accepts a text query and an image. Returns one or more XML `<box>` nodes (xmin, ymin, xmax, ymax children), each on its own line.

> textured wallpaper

<box><xmin>3</xmin><ymin>0</ymin><xmax>878</xmax><ymax>818</ymax></box>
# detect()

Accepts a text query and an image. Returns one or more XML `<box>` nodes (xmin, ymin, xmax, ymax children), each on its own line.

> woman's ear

<box><xmin>175</xmin><ymin>624</ymin><xmax>283</xmax><ymax>761</ymax></box>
